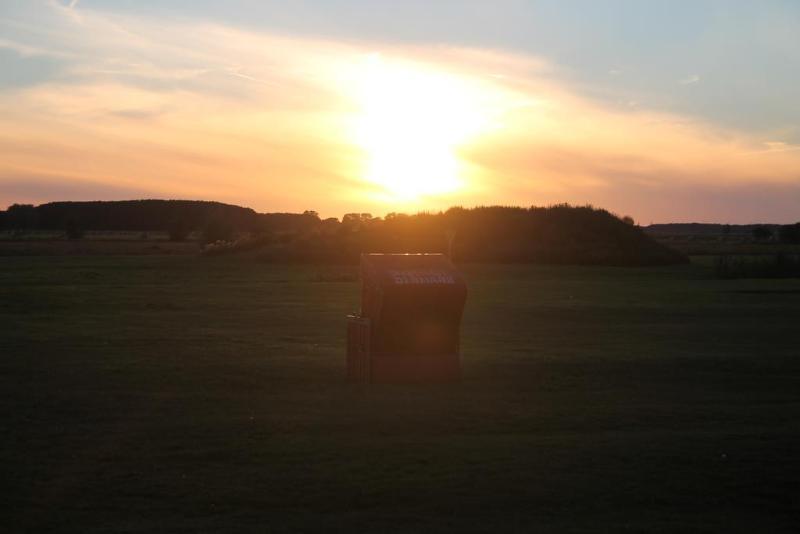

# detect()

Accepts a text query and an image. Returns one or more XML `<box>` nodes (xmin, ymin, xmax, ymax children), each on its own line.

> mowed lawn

<box><xmin>1</xmin><ymin>256</ymin><xmax>799</xmax><ymax>533</ymax></box>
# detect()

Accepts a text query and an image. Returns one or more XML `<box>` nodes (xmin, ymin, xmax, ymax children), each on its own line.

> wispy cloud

<box><xmin>679</xmin><ymin>74</ymin><xmax>701</xmax><ymax>85</ymax></box>
<box><xmin>747</xmin><ymin>141</ymin><xmax>800</xmax><ymax>154</ymax></box>
<box><xmin>0</xmin><ymin>37</ymin><xmax>72</xmax><ymax>58</ymax></box>
<box><xmin>0</xmin><ymin>2</ymin><xmax>798</xmax><ymax>222</ymax></box>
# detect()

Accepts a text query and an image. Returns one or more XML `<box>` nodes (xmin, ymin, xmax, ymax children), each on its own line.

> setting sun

<box><xmin>350</xmin><ymin>54</ymin><xmax>499</xmax><ymax>202</ymax></box>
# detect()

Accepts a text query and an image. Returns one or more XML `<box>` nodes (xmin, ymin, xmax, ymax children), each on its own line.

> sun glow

<box><xmin>351</xmin><ymin>54</ymin><xmax>499</xmax><ymax>202</ymax></box>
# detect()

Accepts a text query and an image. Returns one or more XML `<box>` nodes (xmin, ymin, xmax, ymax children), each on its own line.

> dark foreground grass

<box><xmin>1</xmin><ymin>256</ymin><xmax>799</xmax><ymax>533</ymax></box>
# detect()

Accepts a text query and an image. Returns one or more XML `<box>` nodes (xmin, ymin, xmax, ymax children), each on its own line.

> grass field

<box><xmin>2</xmin><ymin>256</ymin><xmax>799</xmax><ymax>532</ymax></box>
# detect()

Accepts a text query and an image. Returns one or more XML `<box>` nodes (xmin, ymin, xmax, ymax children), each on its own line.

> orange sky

<box><xmin>1</xmin><ymin>2</ymin><xmax>799</xmax><ymax>222</ymax></box>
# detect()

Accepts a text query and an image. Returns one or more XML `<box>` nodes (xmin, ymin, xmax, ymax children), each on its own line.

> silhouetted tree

<box><xmin>168</xmin><ymin>218</ymin><xmax>191</xmax><ymax>242</ymax></box>
<box><xmin>752</xmin><ymin>226</ymin><xmax>772</xmax><ymax>241</ymax></box>
<box><xmin>1</xmin><ymin>199</ymin><xmax>688</xmax><ymax>266</ymax></box>
<box><xmin>253</xmin><ymin>205</ymin><xmax>686</xmax><ymax>266</ymax></box>
<box><xmin>65</xmin><ymin>218</ymin><xmax>84</xmax><ymax>239</ymax></box>
<box><xmin>779</xmin><ymin>223</ymin><xmax>800</xmax><ymax>244</ymax></box>
<box><xmin>6</xmin><ymin>204</ymin><xmax>37</xmax><ymax>231</ymax></box>
<box><xmin>258</xmin><ymin>212</ymin><xmax>324</xmax><ymax>234</ymax></box>
<box><xmin>621</xmin><ymin>215</ymin><xmax>635</xmax><ymax>225</ymax></box>
<box><xmin>33</xmin><ymin>200</ymin><xmax>260</xmax><ymax>233</ymax></box>
<box><xmin>320</xmin><ymin>217</ymin><xmax>340</xmax><ymax>235</ymax></box>
<box><xmin>341</xmin><ymin>213</ymin><xmax>374</xmax><ymax>232</ymax></box>
<box><xmin>202</xmin><ymin>218</ymin><xmax>235</xmax><ymax>244</ymax></box>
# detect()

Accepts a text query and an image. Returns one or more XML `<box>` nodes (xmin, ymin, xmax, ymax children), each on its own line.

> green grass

<box><xmin>1</xmin><ymin>256</ymin><xmax>799</xmax><ymax>532</ymax></box>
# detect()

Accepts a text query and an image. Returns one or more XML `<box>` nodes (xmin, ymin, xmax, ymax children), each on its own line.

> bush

<box><xmin>6</xmin><ymin>204</ymin><xmax>37</xmax><ymax>231</ymax></box>
<box><xmin>201</xmin><ymin>218</ymin><xmax>235</xmax><ymax>245</ymax></box>
<box><xmin>201</xmin><ymin>205</ymin><xmax>687</xmax><ymax>266</ymax></box>
<box><xmin>202</xmin><ymin>233</ymin><xmax>273</xmax><ymax>256</ymax></box>
<box><xmin>65</xmin><ymin>218</ymin><xmax>84</xmax><ymax>240</ymax></box>
<box><xmin>752</xmin><ymin>226</ymin><xmax>772</xmax><ymax>241</ymax></box>
<box><xmin>778</xmin><ymin>223</ymin><xmax>800</xmax><ymax>244</ymax></box>
<box><xmin>168</xmin><ymin>218</ymin><xmax>191</xmax><ymax>242</ymax></box>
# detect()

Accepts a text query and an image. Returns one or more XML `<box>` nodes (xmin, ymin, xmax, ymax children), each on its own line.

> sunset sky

<box><xmin>1</xmin><ymin>0</ymin><xmax>799</xmax><ymax>222</ymax></box>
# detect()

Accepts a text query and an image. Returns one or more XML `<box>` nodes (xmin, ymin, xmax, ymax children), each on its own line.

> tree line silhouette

<box><xmin>0</xmin><ymin>200</ymin><xmax>324</xmax><ymax>242</ymax></box>
<box><xmin>0</xmin><ymin>200</ymin><xmax>696</xmax><ymax>265</ymax></box>
<box><xmin>259</xmin><ymin>205</ymin><xmax>687</xmax><ymax>265</ymax></box>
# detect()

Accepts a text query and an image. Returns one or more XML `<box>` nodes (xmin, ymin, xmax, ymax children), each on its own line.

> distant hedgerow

<box><xmin>714</xmin><ymin>253</ymin><xmax>800</xmax><ymax>279</ymax></box>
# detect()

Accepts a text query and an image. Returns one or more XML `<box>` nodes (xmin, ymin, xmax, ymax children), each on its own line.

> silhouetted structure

<box><xmin>347</xmin><ymin>253</ymin><xmax>467</xmax><ymax>384</ymax></box>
